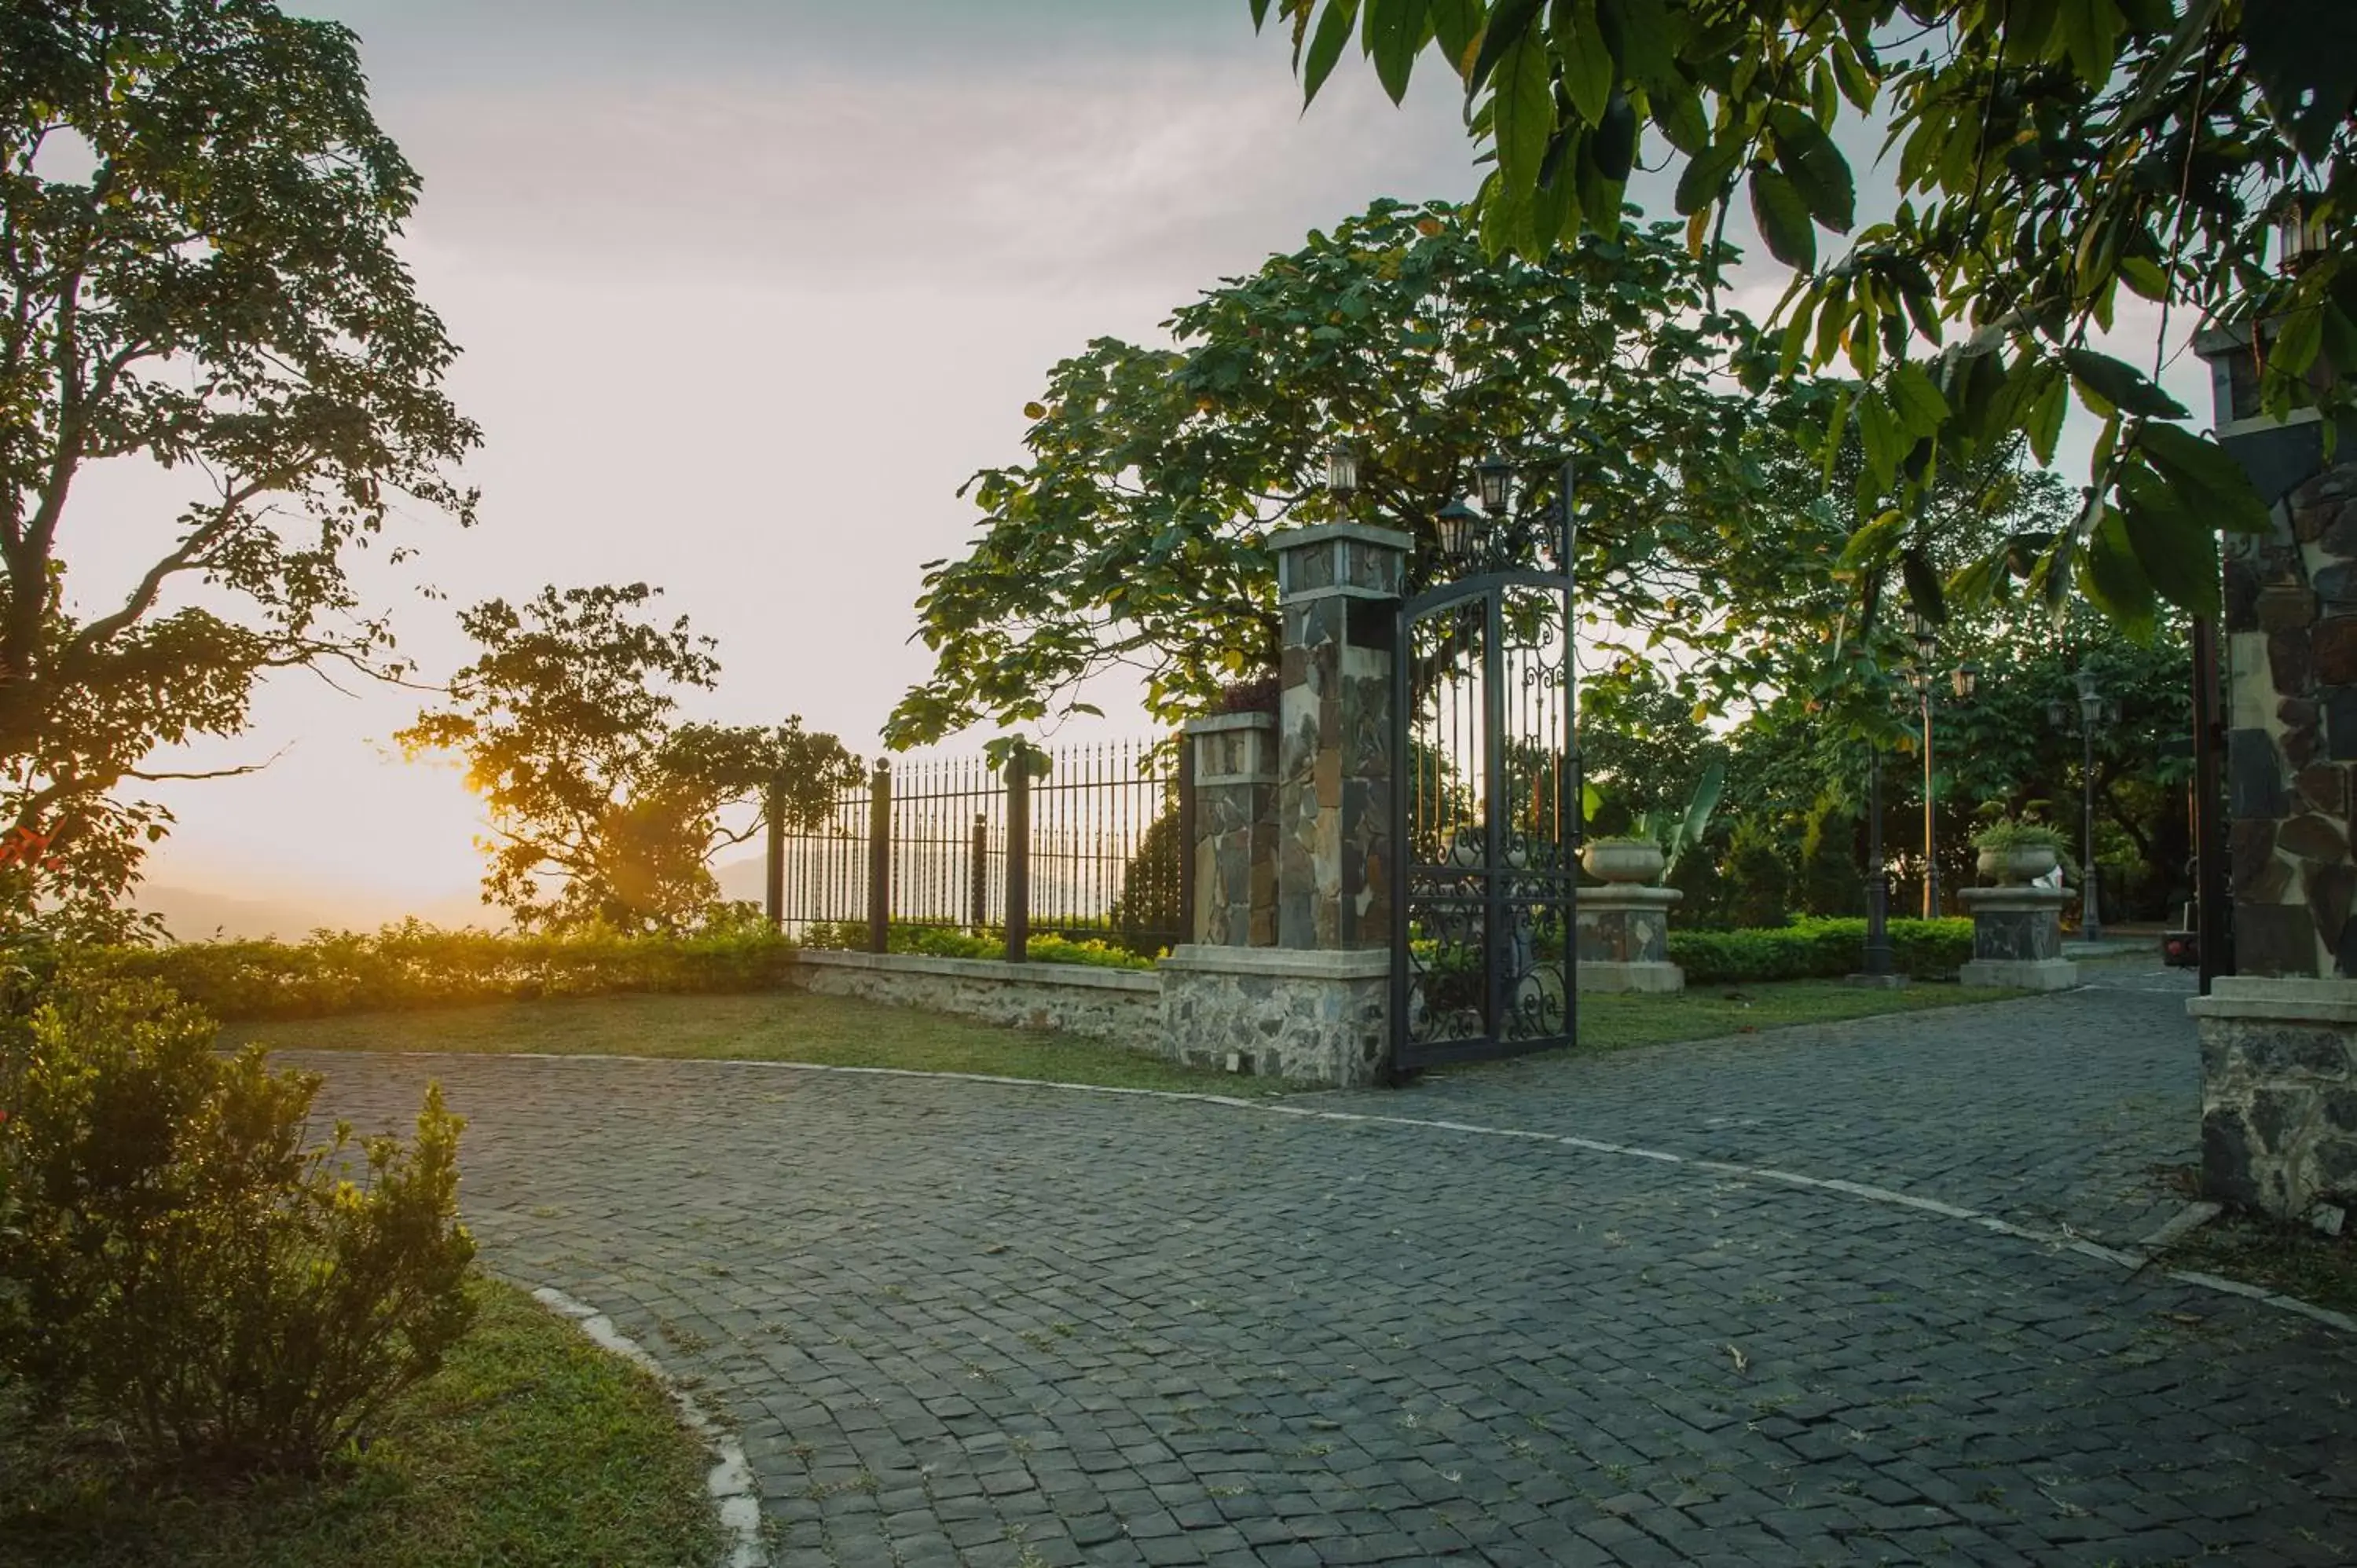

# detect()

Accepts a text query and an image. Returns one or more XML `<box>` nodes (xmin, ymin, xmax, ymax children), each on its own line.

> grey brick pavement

<box><xmin>300</xmin><ymin>966</ymin><xmax>2357</xmax><ymax>1566</ymax></box>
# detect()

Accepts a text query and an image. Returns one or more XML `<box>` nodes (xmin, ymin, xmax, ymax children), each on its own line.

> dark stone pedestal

<box><xmin>1958</xmin><ymin>886</ymin><xmax>2079</xmax><ymax>991</ymax></box>
<box><xmin>1574</xmin><ymin>885</ymin><xmax>1684</xmax><ymax>993</ymax></box>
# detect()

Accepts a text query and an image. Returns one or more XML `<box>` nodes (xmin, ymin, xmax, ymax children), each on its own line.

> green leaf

<box><xmin>1592</xmin><ymin>91</ymin><xmax>1639</xmax><ymax>180</ymax></box>
<box><xmin>1467</xmin><ymin>0</ymin><xmax>1547</xmax><ymax>96</ymax></box>
<box><xmin>1597</xmin><ymin>0</ymin><xmax>1675</xmax><ymax>90</ymax></box>
<box><xmin>2058</xmin><ymin>347</ymin><xmax>2188</xmax><ymax>419</ymax></box>
<box><xmin>1748</xmin><ymin>166</ymin><xmax>1816</xmax><ymax>270</ymax></box>
<box><xmin>2242</xmin><ymin>0</ymin><xmax>2357</xmax><ymax>160</ymax></box>
<box><xmin>2271</xmin><ymin>305</ymin><xmax>2325</xmax><ymax>381</ymax></box>
<box><xmin>1838</xmin><ymin>507</ymin><xmax>1907</xmax><ymax>569</ymax></box>
<box><xmin>1650</xmin><ymin>79</ymin><xmax>1708</xmax><ymax>156</ymax></box>
<box><xmin>2055</xmin><ymin>0</ymin><xmax>2122</xmax><ymax>86</ymax></box>
<box><xmin>2117</xmin><ymin>255</ymin><xmax>2169</xmax><ymax>302</ymax></box>
<box><xmin>1303</xmin><ymin>0</ymin><xmax>1362</xmax><ymax>104</ymax></box>
<box><xmin>1366</xmin><ymin>0</ymin><xmax>1429</xmax><ymax>103</ymax></box>
<box><xmin>1765</xmin><ymin>105</ymin><xmax>1854</xmax><ymax>233</ymax></box>
<box><xmin>2116</xmin><ymin>461</ymin><xmax>2221</xmax><ymax>619</ymax></box>
<box><xmin>2025</xmin><ymin>369</ymin><xmax>2069</xmax><ymax>466</ymax></box>
<box><xmin>2139</xmin><ymin>422</ymin><xmax>2273</xmax><ymax>536</ymax></box>
<box><xmin>1900</xmin><ymin>545</ymin><xmax>1945</xmax><ymax>625</ymax></box>
<box><xmin>1830</xmin><ymin>40</ymin><xmax>1877</xmax><ymax>112</ymax></box>
<box><xmin>1854</xmin><ymin>391</ymin><xmax>1901</xmax><ymax>492</ymax></box>
<box><xmin>1886</xmin><ymin>361</ymin><xmax>1948</xmax><ymax>438</ymax></box>
<box><xmin>2078</xmin><ymin>504</ymin><xmax>2157</xmax><ymax>638</ymax></box>
<box><xmin>1560</xmin><ymin>0</ymin><xmax>1614</xmax><ymax>127</ymax></box>
<box><xmin>1673</xmin><ymin>137</ymin><xmax>1743</xmax><ymax>217</ymax></box>
<box><xmin>1430</xmin><ymin>0</ymin><xmax>1482</xmax><ymax>65</ymax></box>
<box><xmin>1492</xmin><ymin>30</ymin><xmax>1556</xmax><ymax>194</ymax></box>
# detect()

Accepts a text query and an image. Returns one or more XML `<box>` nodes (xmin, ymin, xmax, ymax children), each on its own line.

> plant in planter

<box><xmin>1583</xmin><ymin>760</ymin><xmax>1724</xmax><ymax>886</ymax></box>
<box><xmin>1970</xmin><ymin>819</ymin><xmax>2074</xmax><ymax>887</ymax></box>
<box><xmin>1581</xmin><ymin>835</ymin><xmax>1666</xmax><ymax>885</ymax></box>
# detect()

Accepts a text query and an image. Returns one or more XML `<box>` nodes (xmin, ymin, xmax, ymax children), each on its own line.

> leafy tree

<box><xmin>1</xmin><ymin>1</ymin><xmax>479</xmax><ymax>933</ymax></box>
<box><xmin>1259</xmin><ymin>0</ymin><xmax>2352</xmax><ymax>629</ymax></box>
<box><xmin>398</xmin><ymin>584</ymin><xmax>860</xmax><ymax>934</ymax></box>
<box><xmin>888</xmin><ymin>198</ymin><xmax>1794</xmax><ymax>745</ymax></box>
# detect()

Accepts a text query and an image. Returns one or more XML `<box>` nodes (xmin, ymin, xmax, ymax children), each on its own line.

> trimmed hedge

<box><xmin>1669</xmin><ymin>917</ymin><xmax>1974</xmax><ymax>984</ymax></box>
<box><xmin>801</xmin><ymin>921</ymin><xmax>1157</xmax><ymax>972</ymax></box>
<box><xmin>76</xmin><ymin>920</ymin><xmax>798</xmax><ymax>1023</ymax></box>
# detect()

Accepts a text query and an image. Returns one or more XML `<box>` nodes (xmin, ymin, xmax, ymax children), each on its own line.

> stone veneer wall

<box><xmin>2223</xmin><ymin>459</ymin><xmax>2357</xmax><ymax>975</ymax></box>
<box><xmin>2194</xmin><ymin>978</ymin><xmax>2357</xmax><ymax>1214</ymax></box>
<box><xmin>1274</xmin><ymin>526</ymin><xmax>1404</xmax><ymax>951</ymax></box>
<box><xmin>1186</xmin><ymin>713</ymin><xmax>1278</xmax><ymax>947</ymax></box>
<box><xmin>1157</xmin><ymin>947</ymin><xmax>1390</xmax><ymax>1086</ymax></box>
<box><xmin>790</xmin><ymin>951</ymin><xmax>1159</xmax><ymax>1050</ymax></box>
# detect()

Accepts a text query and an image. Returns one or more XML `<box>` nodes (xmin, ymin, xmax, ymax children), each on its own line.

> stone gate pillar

<box><xmin>2188</xmin><ymin>323</ymin><xmax>2357</xmax><ymax>1222</ymax></box>
<box><xmin>1158</xmin><ymin>522</ymin><xmax>1409</xmax><ymax>1086</ymax></box>
<box><xmin>1182</xmin><ymin>711</ymin><xmax>1277</xmax><ymax>947</ymax></box>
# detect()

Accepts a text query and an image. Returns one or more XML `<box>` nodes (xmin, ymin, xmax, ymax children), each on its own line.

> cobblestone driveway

<box><xmin>304</xmin><ymin>968</ymin><xmax>2357</xmax><ymax>1566</ymax></box>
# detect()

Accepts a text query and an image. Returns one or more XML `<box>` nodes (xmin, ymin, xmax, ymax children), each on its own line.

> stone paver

<box><xmin>302</xmin><ymin>966</ymin><xmax>2357</xmax><ymax>1566</ymax></box>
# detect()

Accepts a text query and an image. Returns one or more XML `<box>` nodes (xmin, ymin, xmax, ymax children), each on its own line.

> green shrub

<box><xmin>1670</xmin><ymin>917</ymin><xmax>1972</xmax><ymax>984</ymax></box>
<box><xmin>801</xmin><ymin>921</ymin><xmax>1157</xmax><ymax>970</ymax></box>
<box><xmin>1719</xmin><ymin>819</ymin><xmax>1793</xmax><ymax>930</ymax></box>
<box><xmin>1798</xmin><ymin>794</ymin><xmax>1864</xmax><ymax>917</ymax></box>
<box><xmin>75</xmin><ymin>918</ymin><xmax>797</xmax><ymax>1023</ymax></box>
<box><xmin>0</xmin><ymin>980</ymin><xmax>477</xmax><ymax>1472</ymax></box>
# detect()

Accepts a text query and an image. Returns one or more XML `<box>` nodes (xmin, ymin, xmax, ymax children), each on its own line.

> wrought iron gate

<box><xmin>1391</xmin><ymin>564</ymin><xmax>1578</xmax><ymax>1074</ymax></box>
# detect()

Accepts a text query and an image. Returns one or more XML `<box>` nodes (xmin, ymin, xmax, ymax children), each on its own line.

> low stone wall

<box><xmin>2192</xmin><ymin>976</ymin><xmax>2357</xmax><ymax>1218</ymax></box>
<box><xmin>790</xmin><ymin>951</ymin><xmax>1160</xmax><ymax>1050</ymax></box>
<box><xmin>1157</xmin><ymin>945</ymin><xmax>1390</xmax><ymax>1086</ymax></box>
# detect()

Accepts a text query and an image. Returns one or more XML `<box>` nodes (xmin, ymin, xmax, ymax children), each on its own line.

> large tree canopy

<box><xmin>1259</xmin><ymin>0</ymin><xmax>2355</xmax><ymax>634</ymax></box>
<box><xmin>398</xmin><ymin>584</ymin><xmax>860</xmax><ymax>935</ymax></box>
<box><xmin>1</xmin><ymin>0</ymin><xmax>478</xmax><ymax>932</ymax></box>
<box><xmin>889</xmin><ymin>197</ymin><xmax>1810</xmax><ymax>746</ymax></box>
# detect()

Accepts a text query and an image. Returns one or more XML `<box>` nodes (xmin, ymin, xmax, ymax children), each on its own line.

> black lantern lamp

<box><xmin>1475</xmin><ymin>452</ymin><xmax>1516</xmax><ymax>516</ymax></box>
<box><xmin>1435</xmin><ymin>499</ymin><xmax>1483</xmax><ymax>560</ymax></box>
<box><xmin>1953</xmin><ymin>662</ymin><xmax>1979</xmax><ymax>701</ymax></box>
<box><xmin>1325</xmin><ymin>439</ymin><xmax>1359</xmax><ymax>501</ymax></box>
<box><xmin>2278</xmin><ymin>192</ymin><xmax>2330</xmax><ymax>276</ymax></box>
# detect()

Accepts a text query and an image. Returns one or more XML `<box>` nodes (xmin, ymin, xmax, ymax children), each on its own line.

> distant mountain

<box><xmin>137</xmin><ymin>884</ymin><xmax>496</xmax><ymax>943</ymax></box>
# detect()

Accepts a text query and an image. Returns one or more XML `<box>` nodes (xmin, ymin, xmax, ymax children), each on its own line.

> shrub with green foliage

<box><xmin>1719</xmin><ymin>820</ymin><xmax>1794</xmax><ymax>931</ymax></box>
<box><xmin>1670</xmin><ymin>918</ymin><xmax>1973</xmax><ymax>985</ymax></box>
<box><xmin>0</xmin><ymin>980</ymin><xmax>476</xmax><ymax>1473</ymax></box>
<box><xmin>802</xmin><ymin>921</ymin><xmax>1157</xmax><ymax>972</ymax></box>
<box><xmin>78</xmin><ymin>915</ymin><xmax>797</xmax><ymax>1024</ymax></box>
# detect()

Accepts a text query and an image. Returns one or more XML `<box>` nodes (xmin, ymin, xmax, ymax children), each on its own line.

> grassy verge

<box><xmin>0</xmin><ymin>1276</ymin><xmax>720</xmax><ymax>1568</ymax></box>
<box><xmin>229</xmin><ymin>988</ymin><xmax>1276</xmax><ymax>1095</ymax></box>
<box><xmin>228</xmin><ymin>973</ymin><xmax>2030</xmax><ymax>1095</ymax></box>
<box><xmin>1570</xmin><ymin>977</ymin><xmax>2027</xmax><ymax>1054</ymax></box>
<box><xmin>2162</xmin><ymin>1207</ymin><xmax>2357</xmax><ymax>1317</ymax></box>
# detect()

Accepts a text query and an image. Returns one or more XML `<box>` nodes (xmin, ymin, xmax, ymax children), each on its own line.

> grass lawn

<box><xmin>1572</xmin><ymin>977</ymin><xmax>2026</xmax><ymax>1053</ymax></box>
<box><xmin>0</xmin><ymin>1276</ymin><xmax>719</xmax><ymax>1568</ymax></box>
<box><xmin>229</xmin><ymin>988</ymin><xmax>1274</xmax><ymax>1094</ymax></box>
<box><xmin>226</xmin><ymin>974</ymin><xmax>2028</xmax><ymax>1093</ymax></box>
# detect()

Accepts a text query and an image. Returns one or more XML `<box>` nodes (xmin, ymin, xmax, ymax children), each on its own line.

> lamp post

<box><xmin>2046</xmin><ymin>666</ymin><xmax>2118</xmax><ymax>943</ymax></box>
<box><xmin>1862</xmin><ymin>670</ymin><xmax>1894</xmax><ymax>980</ymax></box>
<box><xmin>1901</xmin><ymin>613</ymin><xmax>1978</xmax><ymax>918</ymax></box>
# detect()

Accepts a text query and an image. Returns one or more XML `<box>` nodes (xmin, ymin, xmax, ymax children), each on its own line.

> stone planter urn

<box><xmin>1582</xmin><ymin>839</ymin><xmax>1665</xmax><ymax>885</ymax></box>
<box><xmin>1975</xmin><ymin>844</ymin><xmax>2059</xmax><ymax>886</ymax></box>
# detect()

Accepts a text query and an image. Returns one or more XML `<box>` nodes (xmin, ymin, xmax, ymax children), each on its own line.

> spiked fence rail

<box><xmin>771</xmin><ymin>739</ymin><xmax>1188</xmax><ymax>960</ymax></box>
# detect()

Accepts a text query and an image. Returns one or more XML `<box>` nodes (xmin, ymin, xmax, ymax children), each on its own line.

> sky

<box><xmin>78</xmin><ymin>1</ymin><xmax>2212</xmax><ymax>936</ymax></box>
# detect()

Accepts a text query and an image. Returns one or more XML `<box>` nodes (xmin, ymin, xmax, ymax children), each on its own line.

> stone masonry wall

<box><xmin>1187</xmin><ymin>714</ymin><xmax>1277</xmax><ymax>947</ymax></box>
<box><xmin>791</xmin><ymin>951</ymin><xmax>1159</xmax><ymax>1050</ymax></box>
<box><xmin>2197</xmin><ymin>981</ymin><xmax>2357</xmax><ymax>1215</ymax></box>
<box><xmin>1158</xmin><ymin>958</ymin><xmax>1389</xmax><ymax>1086</ymax></box>
<box><xmin>2222</xmin><ymin>460</ymin><xmax>2357</xmax><ymax>975</ymax></box>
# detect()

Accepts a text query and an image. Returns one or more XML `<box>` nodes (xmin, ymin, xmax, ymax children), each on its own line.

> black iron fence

<box><xmin>771</xmin><ymin>739</ymin><xmax>1189</xmax><ymax>959</ymax></box>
